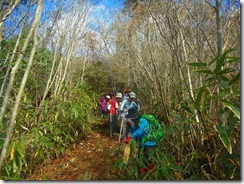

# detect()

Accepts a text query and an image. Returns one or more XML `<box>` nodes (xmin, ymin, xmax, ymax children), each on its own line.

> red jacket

<box><xmin>108</xmin><ymin>98</ymin><xmax>116</xmax><ymax>114</ymax></box>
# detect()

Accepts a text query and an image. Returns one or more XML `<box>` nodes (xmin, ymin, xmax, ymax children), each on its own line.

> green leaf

<box><xmin>220</xmin><ymin>49</ymin><xmax>234</xmax><ymax>60</ymax></box>
<box><xmin>13</xmin><ymin>152</ymin><xmax>22</xmax><ymax>170</ymax></box>
<box><xmin>130</xmin><ymin>139</ymin><xmax>137</xmax><ymax>156</ymax></box>
<box><xmin>132</xmin><ymin>163</ymin><xmax>138</xmax><ymax>178</ymax></box>
<box><xmin>72</xmin><ymin>106</ymin><xmax>79</xmax><ymax>119</ymax></box>
<box><xmin>226</xmin><ymin>56</ymin><xmax>240</xmax><ymax>63</ymax></box>
<box><xmin>168</xmin><ymin>164</ymin><xmax>184</xmax><ymax>172</ymax></box>
<box><xmin>218</xmin><ymin>75</ymin><xmax>231</xmax><ymax>81</ymax></box>
<box><xmin>208</xmin><ymin>56</ymin><xmax>218</xmax><ymax>66</ymax></box>
<box><xmin>215</xmin><ymin>125</ymin><xmax>232</xmax><ymax>154</ymax></box>
<box><xmin>215</xmin><ymin>49</ymin><xmax>235</xmax><ymax>72</ymax></box>
<box><xmin>181</xmin><ymin>104</ymin><xmax>192</xmax><ymax>114</ymax></box>
<box><xmin>219</xmin><ymin>91</ymin><xmax>228</xmax><ymax>98</ymax></box>
<box><xmin>187</xmin><ymin>62</ymin><xmax>207</xmax><ymax>66</ymax></box>
<box><xmin>221</xmin><ymin>100</ymin><xmax>240</xmax><ymax>119</ymax></box>
<box><xmin>227</xmin><ymin>118</ymin><xmax>238</xmax><ymax>137</ymax></box>
<box><xmin>217</xmin><ymin>68</ymin><xmax>235</xmax><ymax>75</ymax></box>
<box><xmin>40</xmin><ymin>136</ymin><xmax>47</xmax><ymax>146</ymax></box>
<box><xmin>194</xmin><ymin>87</ymin><xmax>205</xmax><ymax>109</ymax></box>
<box><xmin>161</xmin><ymin>165</ymin><xmax>171</xmax><ymax>180</ymax></box>
<box><xmin>15</xmin><ymin>143</ymin><xmax>25</xmax><ymax>158</ymax></box>
<box><xmin>191</xmin><ymin>149</ymin><xmax>201</xmax><ymax>159</ymax></box>
<box><xmin>227</xmin><ymin>166</ymin><xmax>236</xmax><ymax>179</ymax></box>
<box><xmin>195</xmin><ymin>69</ymin><xmax>213</xmax><ymax>74</ymax></box>
<box><xmin>220</xmin><ymin>81</ymin><xmax>230</xmax><ymax>91</ymax></box>
<box><xmin>229</xmin><ymin>73</ymin><xmax>240</xmax><ymax>85</ymax></box>
<box><xmin>206</xmin><ymin>77</ymin><xmax>217</xmax><ymax>82</ymax></box>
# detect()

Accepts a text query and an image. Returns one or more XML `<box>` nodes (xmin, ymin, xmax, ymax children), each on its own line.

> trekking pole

<box><xmin>119</xmin><ymin>119</ymin><xmax>123</xmax><ymax>143</ymax></box>
<box><xmin>117</xmin><ymin>110</ymin><xmax>121</xmax><ymax>124</ymax></box>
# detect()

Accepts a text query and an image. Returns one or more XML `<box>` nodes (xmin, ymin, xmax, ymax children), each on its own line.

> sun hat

<box><xmin>125</xmin><ymin>107</ymin><xmax>140</xmax><ymax>119</ymax></box>
<box><xmin>129</xmin><ymin>92</ymin><xmax>136</xmax><ymax>99</ymax></box>
<box><xmin>115</xmin><ymin>92</ymin><xmax>122</xmax><ymax>98</ymax></box>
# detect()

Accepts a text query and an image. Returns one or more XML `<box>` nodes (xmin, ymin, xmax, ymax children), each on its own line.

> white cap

<box><xmin>115</xmin><ymin>92</ymin><xmax>122</xmax><ymax>98</ymax></box>
<box><xmin>129</xmin><ymin>92</ymin><xmax>136</xmax><ymax>98</ymax></box>
<box><xmin>106</xmin><ymin>95</ymin><xmax>110</xmax><ymax>99</ymax></box>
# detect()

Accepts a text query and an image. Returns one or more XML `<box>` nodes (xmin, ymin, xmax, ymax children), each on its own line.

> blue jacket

<box><xmin>130</xmin><ymin>117</ymin><xmax>156</xmax><ymax>148</ymax></box>
<box><xmin>119</xmin><ymin>97</ymin><xmax>131</xmax><ymax>117</ymax></box>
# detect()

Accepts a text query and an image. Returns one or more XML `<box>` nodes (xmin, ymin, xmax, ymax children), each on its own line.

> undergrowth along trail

<box><xmin>28</xmin><ymin>122</ymin><xmax>124</xmax><ymax>180</ymax></box>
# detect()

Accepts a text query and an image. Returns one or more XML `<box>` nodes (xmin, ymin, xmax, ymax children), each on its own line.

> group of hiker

<box><xmin>98</xmin><ymin>90</ymin><xmax>141</xmax><ymax>139</ymax></box>
<box><xmin>98</xmin><ymin>89</ymin><xmax>164</xmax><ymax>173</ymax></box>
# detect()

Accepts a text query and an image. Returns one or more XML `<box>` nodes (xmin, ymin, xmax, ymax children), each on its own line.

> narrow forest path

<box><xmin>27</xmin><ymin>121</ymin><xmax>125</xmax><ymax>180</ymax></box>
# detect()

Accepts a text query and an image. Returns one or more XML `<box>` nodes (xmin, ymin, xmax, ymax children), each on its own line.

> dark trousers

<box><xmin>120</xmin><ymin>118</ymin><xmax>129</xmax><ymax>141</ymax></box>
<box><xmin>109</xmin><ymin>114</ymin><xmax>116</xmax><ymax>137</ymax></box>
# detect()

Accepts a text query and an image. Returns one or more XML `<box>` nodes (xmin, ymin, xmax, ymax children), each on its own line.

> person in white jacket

<box><xmin>119</xmin><ymin>91</ymin><xmax>140</xmax><ymax>142</ymax></box>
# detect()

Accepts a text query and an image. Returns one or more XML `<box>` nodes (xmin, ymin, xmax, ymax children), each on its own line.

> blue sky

<box><xmin>91</xmin><ymin>0</ymin><xmax>125</xmax><ymax>8</ymax></box>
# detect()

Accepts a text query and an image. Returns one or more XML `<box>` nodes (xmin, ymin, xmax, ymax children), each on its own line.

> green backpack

<box><xmin>141</xmin><ymin>114</ymin><xmax>164</xmax><ymax>143</ymax></box>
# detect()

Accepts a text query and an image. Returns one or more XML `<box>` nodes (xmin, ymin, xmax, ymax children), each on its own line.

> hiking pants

<box><xmin>109</xmin><ymin>113</ymin><xmax>116</xmax><ymax>137</ymax></box>
<box><xmin>121</xmin><ymin>117</ymin><xmax>130</xmax><ymax>140</ymax></box>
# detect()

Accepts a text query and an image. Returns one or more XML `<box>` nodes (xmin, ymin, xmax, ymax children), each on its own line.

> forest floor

<box><xmin>27</xmin><ymin>120</ymin><xmax>125</xmax><ymax>180</ymax></box>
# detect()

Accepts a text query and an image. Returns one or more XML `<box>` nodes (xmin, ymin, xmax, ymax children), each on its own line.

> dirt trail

<box><xmin>27</xmin><ymin>122</ymin><xmax>125</xmax><ymax>180</ymax></box>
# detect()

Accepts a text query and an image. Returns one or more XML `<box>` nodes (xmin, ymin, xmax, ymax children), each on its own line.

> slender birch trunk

<box><xmin>216</xmin><ymin>0</ymin><xmax>222</xmax><ymax>61</ymax></box>
<box><xmin>40</xmin><ymin>37</ymin><xmax>60</xmax><ymax>104</ymax></box>
<box><xmin>81</xmin><ymin>39</ymin><xmax>89</xmax><ymax>82</ymax></box>
<box><xmin>0</xmin><ymin>0</ymin><xmax>21</xmax><ymax>51</ymax></box>
<box><xmin>0</xmin><ymin>12</ymin><xmax>28</xmax><ymax>126</ymax></box>
<box><xmin>179</xmin><ymin>27</ymin><xmax>201</xmax><ymax>140</ymax></box>
<box><xmin>0</xmin><ymin>52</ymin><xmax>10</xmax><ymax>97</ymax></box>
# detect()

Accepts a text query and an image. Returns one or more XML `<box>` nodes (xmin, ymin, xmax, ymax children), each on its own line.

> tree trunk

<box><xmin>0</xmin><ymin>0</ymin><xmax>21</xmax><ymax>50</ymax></box>
<box><xmin>216</xmin><ymin>0</ymin><xmax>222</xmax><ymax>62</ymax></box>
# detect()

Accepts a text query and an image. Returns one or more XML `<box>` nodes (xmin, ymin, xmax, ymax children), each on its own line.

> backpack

<box><xmin>130</xmin><ymin>101</ymin><xmax>139</xmax><ymax>111</ymax></box>
<box><xmin>98</xmin><ymin>97</ymin><xmax>108</xmax><ymax>114</ymax></box>
<box><xmin>141</xmin><ymin>114</ymin><xmax>164</xmax><ymax>143</ymax></box>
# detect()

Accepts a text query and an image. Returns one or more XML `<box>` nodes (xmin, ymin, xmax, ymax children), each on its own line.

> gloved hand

<box><xmin>124</xmin><ymin>136</ymin><xmax>132</xmax><ymax>144</ymax></box>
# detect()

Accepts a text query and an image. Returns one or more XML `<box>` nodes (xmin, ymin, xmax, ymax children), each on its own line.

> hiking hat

<box><xmin>125</xmin><ymin>107</ymin><xmax>140</xmax><ymax>119</ymax></box>
<box><xmin>115</xmin><ymin>92</ymin><xmax>122</xmax><ymax>98</ymax></box>
<box><xmin>129</xmin><ymin>92</ymin><xmax>136</xmax><ymax>99</ymax></box>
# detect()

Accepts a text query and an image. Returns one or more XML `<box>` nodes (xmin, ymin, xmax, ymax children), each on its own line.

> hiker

<box><xmin>119</xmin><ymin>91</ymin><xmax>132</xmax><ymax>142</ymax></box>
<box><xmin>98</xmin><ymin>95</ymin><xmax>110</xmax><ymax>116</ymax></box>
<box><xmin>115</xmin><ymin>92</ymin><xmax>122</xmax><ymax>118</ymax></box>
<box><xmin>122</xmin><ymin>91</ymin><xmax>141</xmax><ymax>139</ymax></box>
<box><xmin>105</xmin><ymin>95</ymin><xmax>110</xmax><ymax>111</ymax></box>
<box><xmin>112</xmin><ymin>92</ymin><xmax>122</xmax><ymax>134</ymax></box>
<box><xmin>121</xmin><ymin>89</ymin><xmax>130</xmax><ymax>102</ymax></box>
<box><xmin>124</xmin><ymin>107</ymin><xmax>156</xmax><ymax>173</ymax></box>
<box><xmin>107</xmin><ymin>94</ymin><xmax>117</xmax><ymax>138</ymax></box>
<box><xmin>128</xmin><ymin>91</ymin><xmax>140</xmax><ymax>111</ymax></box>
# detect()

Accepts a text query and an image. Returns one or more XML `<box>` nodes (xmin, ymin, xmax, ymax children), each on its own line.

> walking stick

<box><xmin>119</xmin><ymin>118</ymin><xmax>123</xmax><ymax>143</ymax></box>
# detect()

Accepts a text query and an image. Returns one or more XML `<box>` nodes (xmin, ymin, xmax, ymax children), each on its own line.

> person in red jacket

<box><xmin>108</xmin><ymin>94</ymin><xmax>117</xmax><ymax>138</ymax></box>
